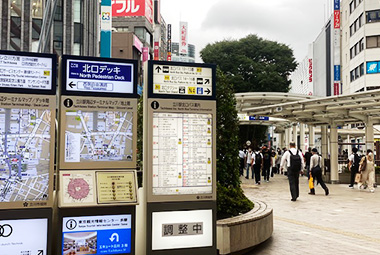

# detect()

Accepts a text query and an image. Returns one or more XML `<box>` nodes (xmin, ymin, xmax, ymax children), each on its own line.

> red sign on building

<box><xmin>112</xmin><ymin>0</ymin><xmax>153</xmax><ymax>24</ymax></box>
<box><xmin>154</xmin><ymin>41</ymin><xmax>159</xmax><ymax>60</ymax></box>
<box><xmin>308</xmin><ymin>59</ymin><xmax>313</xmax><ymax>82</ymax></box>
<box><xmin>334</xmin><ymin>82</ymin><xmax>340</xmax><ymax>95</ymax></box>
<box><xmin>334</xmin><ymin>10</ymin><xmax>340</xmax><ymax>28</ymax></box>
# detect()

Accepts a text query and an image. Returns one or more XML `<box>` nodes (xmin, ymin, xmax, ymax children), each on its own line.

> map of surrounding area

<box><xmin>64</xmin><ymin>110</ymin><xmax>133</xmax><ymax>163</ymax></box>
<box><xmin>0</xmin><ymin>108</ymin><xmax>51</xmax><ymax>202</ymax></box>
<box><xmin>61</xmin><ymin>171</ymin><xmax>95</xmax><ymax>205</ymax></box>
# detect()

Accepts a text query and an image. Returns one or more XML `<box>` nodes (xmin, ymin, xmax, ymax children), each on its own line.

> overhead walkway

<box><xmin>235</xmin><ymin>89</ymin><xmax>380</xmax><ymax>183</ymax></box>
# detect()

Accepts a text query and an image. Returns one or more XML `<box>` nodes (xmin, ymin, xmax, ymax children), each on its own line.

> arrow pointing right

<box><xmin>205</xmin><ymin>79</ymin><xmax>210</xmax><ymax>84</ymax></box>
<box><xmin>37</xmin><ymin>250</ymin><xmax>43</xmax><ymax>255</ymax></box>
<box><xmin>155</xmin><ymin>66</ymin><xmax>162</xmax><ymax>73</ymax></box>
<box><xmin>205</xmin><ymin>88</ymin><xmax>211</xmax><ymax>95</ymax></box>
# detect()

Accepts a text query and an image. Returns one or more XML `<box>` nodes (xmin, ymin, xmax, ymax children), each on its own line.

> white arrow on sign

<box><xmin>109</xmin><ymin>233</ymin><xmax>120</xmax><ymax>242</ymax></box>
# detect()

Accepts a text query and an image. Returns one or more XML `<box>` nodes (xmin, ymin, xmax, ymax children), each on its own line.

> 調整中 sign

<box><xmin>0</xmin><ymin>50</ymin><xmax>56</xmax><ymax>94</ymax></box>
<box><xmin>61</xmin><ymin>55</ymin><xmax>138</xmax><ymax>98</ymax></box>
<box><xmin>149</xmin><ymin>61</ymin><xmax>215</xmax><ymax>99</ymax></box>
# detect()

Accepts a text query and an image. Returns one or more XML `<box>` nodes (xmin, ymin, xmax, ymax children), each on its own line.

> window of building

<box><xmin>350</xmin><ymin>14</ymin><xmax>364</xmax><ymax>37</ymax></box>
<box><xmin>73</xmin><ymin>0</ymin><xmax>83</xmax><ymax>55</ymax></box>
<box><xmin>134</xmin><ymin>27</ymin><xmax>147</xmax><ymax>41</ymax></box>
<box><xmin>350</xmin><ymin>1</ymin><xmax>354</xmax><ymax>14</ymax></box>
<box><xmin>11</xmin><ymin>0</ymin><xmax>22</xmax><ymax>17</ymax></box>
<box><xmin>32</xmin><ymin>0</ymin><xmax>43</xmax><ymax>18</ymax></box>
<box><xmin>350</xmin><ymin>37</ymin><xmax>365</xmax><ymax>59</ymax></box>
<box><xmin>360</xmin><ymin>63</ymin><xmax>364</xmax><ymax>76</ymax></box>
<box><xmin>53</xmin><ymin>0</ymin><xmax>63</xmax><ymax>56</ymax></box>
<box><xmin>350</xmin><ymin>63</ymin><xmax>365</xmax><ymax>81</ymax></box>
<box><xmin>366</xmin><ymin>35</ymin><xmax>380</xmax><ymax>48</ymax></box>
<box><xmin>367</xmin><ymin>10</ymin><xmax>380</xmax><ymax>23</ymax></box>
<box><xmin>116</xmin><ymin>27</ymin><xmax>129</xmax><ymax>32</ymax></box>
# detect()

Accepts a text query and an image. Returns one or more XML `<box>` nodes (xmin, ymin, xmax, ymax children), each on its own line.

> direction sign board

<box><xmin>0</xmin><ymin>50</ymin><xmax>56</xmax><ymax>95</ymax></box>
<box><xmin>61</xmin><ymin>55</ymin><xmax>138</xmax><ymax>98</ymax></box>
<box><xmin>148</xmin><ymin>61</ymin><xmax>216</xmax><ymax>100</ymax></box>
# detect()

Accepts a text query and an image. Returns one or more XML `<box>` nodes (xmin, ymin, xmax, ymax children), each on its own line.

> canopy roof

<box><xmin>237</xmin><ymin>90</ymin><xmax>380</xmax><ymax>126</ymax></box>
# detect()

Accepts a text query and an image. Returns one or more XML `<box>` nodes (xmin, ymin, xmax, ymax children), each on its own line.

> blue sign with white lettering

<box><xmin>66</xmin><ymin>59</ymin><xmax>135</xmax><ymax>94</ymax></box>
<box><xmin>334</xmin><ymin>65</ymin><xmax>340</xmax><ymax>81</ymax></box>
<box><xmin>367</xmin><ymin>62</ymin><xmax>379</xmax><ymax>74</ymax></box>
<box><xmin>197</xmin><ymin>87</ymin><xmax>203</xmax><ymax>94</ymax></box>
<box><xmin>97</xmin><ymin>229</ymin><xmax>131</xmax><ymax>254</ymax></box>
<box><xmin>249</xmin><ymin>116</ymin><xmax>269</xmax><ymax>121</ymax></box>
<box><xmin>334</xmin><ymin>0</ymin><xmax>340</xmax><ymax>10</ymax></box>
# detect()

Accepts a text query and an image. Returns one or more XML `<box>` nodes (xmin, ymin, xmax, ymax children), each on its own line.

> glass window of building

<box><xmin>32</xmin><ymin>0</ymin><xmax>43</xmax><ymax>18</ymax></box>
<box><xmin>73</xmin><ymin>0</ymin><xmax>83</xmax><ymax>55</ymax></box>
<box><xmin>366</xmin><ymin>36</ymin><xmax>379</xmax><ymax>48</ymax></box>
<box><xmin>11</xmin><ymin>0</ymin><xmax>22</xmax><ymax>17</ymax></box>
<box><xmin>135</xmin><ymin>27</ymin><xmax>147</xmax><ymax>41</ymax></box>
<box><xmin>367</xmin><ymin>10</ymin><xmax>380</xmax><ymax>23</ymax></box>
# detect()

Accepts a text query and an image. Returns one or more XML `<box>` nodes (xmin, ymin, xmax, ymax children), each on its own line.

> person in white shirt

<box><xmin>280</xmin><ymin>142</ymin><xmax>305</xmax><ymax>201</ymax></box>
<box><xmin>239</xmin><ymin>148</ymin><xmax>246</xmax><ymax>176</ymax></box>
<box><xmin>245</xmin><ymin>148</ymin><xmax>253</xmax><ymax>179</ymax></box>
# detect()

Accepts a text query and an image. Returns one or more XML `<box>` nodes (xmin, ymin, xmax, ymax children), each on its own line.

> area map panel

<box><xmin>152</xmin><ymin>113</ymin><xmax>213</xmax><ymax>195</ymax></box>
<box><xmin>0</xmin><ymin>108</ymin><xmax>51</xmax><ymax>203</ymax></box>
<box><xmin>64</xmin><ymin>110</ymin><xmax>133</xmax><ymax>163</ymax></box>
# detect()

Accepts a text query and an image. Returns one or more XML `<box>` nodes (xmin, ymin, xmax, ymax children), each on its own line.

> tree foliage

<box><xmin>216</xmin><ymin>69</ymin><xmax>253</xmax><ymax>219</ymax></box>
<box><xmin>201</xmin><ymin>34</ymin><xmax>297</xmax><ymax>93</ymax></box>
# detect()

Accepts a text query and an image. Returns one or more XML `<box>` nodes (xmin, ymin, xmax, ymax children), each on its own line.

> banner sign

<box><xmin>334</xmin><ymin>10</ymin><xmax>340</xmax><ymax>28</ymax></box>
<box><xmin>334</xmin><ymin>0</ymin><xmax>340</xmax><ymax>10</ymax></box>
<box><xmin>309</xmin><ymin>59</ymin><xmax>313</xmax><ymax>82</ymax></box>
<box><xmin>334</xmin><ymin>65</ymin><xmax>340</xmax><ymax>81</ymax></box>
<box><xmin>112</xmin><ymin>0</ymin><xmax>153</xmax><ymax>24</ymax></box>
<box><xmin>154</xmin><ymin>41</ymin><xmax>159</xmax><ymax>60</ymax></box>
<box><xmin>179</xmin><ymin>22</ymin><xmax>188</xmax><ymax>55</ymax></box>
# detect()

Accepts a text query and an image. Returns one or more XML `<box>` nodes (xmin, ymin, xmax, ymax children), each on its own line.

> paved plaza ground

<box><xmin>241</xmin><ymin>174</ymin><xmax>380</xmax><ymax>255</ymax></box>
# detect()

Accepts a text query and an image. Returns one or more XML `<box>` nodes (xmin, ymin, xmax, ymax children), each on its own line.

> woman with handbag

<box><xmin>308</xmin><ymin>148</ymin><xmax>329</xmax><ymax>196</ymax></box>
<box><xmin>358</xmin><ymin>149</ymin><xmax>375</xmax><ymax>193</ymax></box>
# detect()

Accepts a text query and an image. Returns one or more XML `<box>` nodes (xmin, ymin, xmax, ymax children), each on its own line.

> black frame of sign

<box><xmin>148</xmin><ymin>60</ymin><xmax>216</xmax><ymax>100</ymax></box>
<box><xmin>61</xmin><ymin>55</ymin><xmax>139</xmax><ymax>98</ymax></box>
<box><xmin>0</xmin><ymin>50</ymin><xmax>57</xmax><ymax>95</ymax></box>
<box><xmin>0</xmin><ymin>208</ymin><xmax>53</xmax><ymax>255</ymax></box>
<box><xmin>57</xmin><ymin>206</ymin><xmax>136</xmax><ymax>255</ymax></box>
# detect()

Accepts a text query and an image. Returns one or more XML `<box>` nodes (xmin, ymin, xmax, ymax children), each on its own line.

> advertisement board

<box><xmin>59</xmin><ymin>96</ymin><xmax>137</xmax><ymax>170</ymax></box>
<box><xmin>61</xmin><ymin>55</ymin><xmax>138</xmax><ymax>98</ymax></box>
<box><xmin>0</xmin><ymin>208</ymin><xmax>52</xmax><ymax>255</ymax></box>
<box><xmin>0</xmin><ymin>93</ymin><xmax>56</xmax><ymax>209</ymax></box>
<box><xmin>367</xmin><ymin>61</ymin><xmax>379</xmax><ymax>74</ymax></box>
<box><xmin>179</xmin><ymin>22</ymin><xmax>188</xmax><ymax>55</ymax></box>
<box><xmin>112</xmin><ymin>0</ymin><xmax>153</xmax><ymax>24</ymax></box>
<box><xmin>146</xmin><ymin>99</ymin><xmax>216</xmax><ymax>202</ymax></box>
<box><xmin>62</xmin><ymin>215</ymin><xmax>132</xmax><ymax>255</ymax></box>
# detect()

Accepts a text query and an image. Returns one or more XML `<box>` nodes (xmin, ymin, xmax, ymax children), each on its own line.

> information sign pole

<box><xmin>56</xmin><ymin>55</ymin><xmax>139</xmax><ymax>255</ymax></box>
<box><xmin>0</xmin><ymin>50</ymin><xmax>57</xmax><ymax>255</ymax></box>
<box><xmin>143</xmin><ymin>60</ymin><xmax>217</xmax><ymax>255</ymax></box>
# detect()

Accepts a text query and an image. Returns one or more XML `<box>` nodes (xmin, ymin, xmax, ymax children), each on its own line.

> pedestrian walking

<box><xmin>239</xmin><ymin>148</ymin><xmax>246</xmax><ymax>176</ymax></box>
<box><xmin>262</xmin><ymin>146</ymin><xmax>272</xmax><ymax>182</ymax></box>
<box><xmin>275</xmin><ymin>149</ymin><xmax>282</xmax><ymax>173</ymax></box>
<box><xmin>308</xmin><ymin>148</ymin><xmax>329</xmax><ymax>196</ymax></box>
<box><xmin>348</xmin><ymin>147</ymin><xmax>360</xmax><ymax>188</ymax></box>
<box><xmin>304</xmin><ymin>147</ymin><xmax>312</xmax><ymax>178</ymax></box>
<box><xmin>280</xmin><ymin>142</ymin><xmax>304</xmax><ymax>201</ymax></box>
<box><xmin>252</xmin><ymin>147</ymin><xmax>263</xmax><ymax>185</ymax></box>
<box><xmin>245</xmin><ymin>147</ymin><xmax>253</xmax><ymax>179</ymax></box>
<box><xmin>358</xmin><ymin>149</ymin><xmax>376</xmax><ymax>193</ymax></box>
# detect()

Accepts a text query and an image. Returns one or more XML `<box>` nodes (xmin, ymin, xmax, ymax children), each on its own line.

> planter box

<box><xmin>217</xmin><ymin>199</ymin><xmax>273</xmax><ymax>255</ymax></box>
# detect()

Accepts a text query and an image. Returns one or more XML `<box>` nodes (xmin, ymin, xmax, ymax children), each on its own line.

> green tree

<box><xmin>216</xmin><ymin>69</ymin><xmax>253</xmax><ymax>218</ymax></box>
<box><xmin>201</xmin><ymin>34</ymin><xmax>297</xmax><ymax>93</ymax></box>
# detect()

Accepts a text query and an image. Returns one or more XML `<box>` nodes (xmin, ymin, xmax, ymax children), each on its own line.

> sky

<box><xmin>160</xmin><ymin>0</ymin><xmax>335</xmax><ymax>63</ymax></box>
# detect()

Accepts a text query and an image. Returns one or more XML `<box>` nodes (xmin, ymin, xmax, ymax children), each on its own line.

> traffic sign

<box><xmin>148</xmin><ymin>61</ymin><xmax>216</xmax><ymax>100</ymax></box>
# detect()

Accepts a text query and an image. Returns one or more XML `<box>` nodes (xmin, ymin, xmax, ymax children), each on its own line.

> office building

<box><xmin>171</xmin><ymin>42</ymin><xmax>195</xmax><ymax>63</ymax></box>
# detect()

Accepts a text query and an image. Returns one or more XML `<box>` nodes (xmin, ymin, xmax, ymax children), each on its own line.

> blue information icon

<box><xmin>197</xmin><ymin>88</ymin><xmax>203</xmax><ymax>95</ymax></box>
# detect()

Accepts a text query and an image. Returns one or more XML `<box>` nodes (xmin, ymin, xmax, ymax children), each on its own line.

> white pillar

<box><xmin>300</xmin><ymin>124</ymin><xmax>305</xmax><ymax>151</ymax></box>
<box><xmin>330</xmin><ymin>124</ymin><xmax>339</xmax><ymax>183</ymax></box>
<box><xmin>285</xmin><ymin>127</ymin><xmax>290</xmax><ymax>148</ymax></box>
<box><xmin>321</xmin><ymin>126</ymin><xmax>328</xmax><ymax>160</ymax></box>
<box><xmin>346</xmin><ymin>135</ymin><xmax>351</xmax><ymax>155</ymax></box>
<box><xmin>309</xmin><ymin>125</ymin><xmax>315</xmax><ymax>149</ymax></box>
<box><xmin>366</xmin><ymin>116</ymin><xmax>374</xmax><ymax>151</ymax></box>
<box><xmin>278</xmin><ymin>132</ymin><xmax>283</xmax><ymax>149</ymax></box>
<box><xmin>292</xmin><ymin>124</ymin><xmax>297</xmax><ymax>145</ymax></box>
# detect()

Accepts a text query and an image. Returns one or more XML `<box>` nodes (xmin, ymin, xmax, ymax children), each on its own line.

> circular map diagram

<box><xmin>67</xmin><ymin>178</ymin><xmax>90</xmax><ymax>200</ymax></box>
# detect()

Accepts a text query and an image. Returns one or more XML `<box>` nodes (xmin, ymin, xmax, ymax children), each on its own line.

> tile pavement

<box><xmin>240</xmin><ymin>174</ymin><xmax>380</xmax><ymax>255</ymax></box>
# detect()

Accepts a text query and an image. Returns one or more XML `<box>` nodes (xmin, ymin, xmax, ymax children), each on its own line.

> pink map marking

<box><xmin>67</xmin><ymin>178</ymin><xmax>90</xmax><ymax>200</ymax></box>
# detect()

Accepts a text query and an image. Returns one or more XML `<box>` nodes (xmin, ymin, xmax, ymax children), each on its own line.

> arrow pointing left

<box><xmin>69</xmin><ymin>81</ymin><xmax>76</xmax><ymax>89</ymax></box>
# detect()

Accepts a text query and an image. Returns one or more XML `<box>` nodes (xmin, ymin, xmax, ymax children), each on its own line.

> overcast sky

<box><xmin>161</xmin><ymin>0</ymin><xmax>334</xmax><ymax>63</ymax></box>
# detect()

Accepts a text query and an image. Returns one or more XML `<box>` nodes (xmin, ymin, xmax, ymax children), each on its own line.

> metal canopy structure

<box><xmin>238</xmin><ymin>89</ymin><xmax>380</xmax><ymax>125</ymax></box>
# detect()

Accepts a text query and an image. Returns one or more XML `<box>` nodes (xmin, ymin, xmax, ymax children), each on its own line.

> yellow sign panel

<box><xmin>197</xmin><ymin>68</ymin><xmax>202</xmax><ymax>73</ymax></box>
<box><xmin>164</xmin><ymin>75</ymin><xmax>170</xmax><ymax>81</ymax></box>
<box><xmin>155</xmin><ymin>84</ymin><xmax>161</xmax><ymax>90</ymax></box>
<box><xmin>188</xmin><ymin>87</ymin><xmax>196</xmax><ymax>94</ymax></box>
<box><xmin>44</xmin><ymin>71</ymin><xmax>50</xmax><ymax>76</ymax></box>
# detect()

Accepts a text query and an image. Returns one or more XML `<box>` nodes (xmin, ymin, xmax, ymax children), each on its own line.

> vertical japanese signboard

<box><xmin>144</xmin><ymin>60</ymin><xmax>217</xmax><ymax>255</ymax></box>
<box><xmin>333</xmin><ymin>0</ymin><xmax>340</xmax><ymax>95</ymax></box>
<box><xmin>179</xmin><ymin>22</ymin><xmax>188</xmax><ymax>55</ymax></box>
<box><xmin>0</xmin><ymin>50</ymin><xmax>57</xmax><ymax>210</ymax></box>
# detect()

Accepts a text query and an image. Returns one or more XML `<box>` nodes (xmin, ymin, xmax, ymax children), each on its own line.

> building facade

<box><xmin>341</xmin><ymin>0</ymin><xmax>380</xmax><ymax>94</ymax></box>
<box><xmin>0</xmin><ymin>0</ymin><xmax>99</xmax><ymax>56</ymax></box>
<box><xmin>171</xmin><ymin>42</ymin><xmax>195</xmax><ymax>63</ymax></box>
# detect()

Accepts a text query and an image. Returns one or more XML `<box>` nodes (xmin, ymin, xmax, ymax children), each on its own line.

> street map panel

<box><xmin>65</xmin><ymin>110</ymin><xmax>133</xmax><ymax>163</ymax></box>
<box><xmin>0</xmin><ymin>108</ymin><xmax>51</xmax><ymax>202</ymax></box>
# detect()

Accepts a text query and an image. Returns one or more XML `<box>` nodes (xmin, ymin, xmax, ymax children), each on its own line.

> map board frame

<box><xmin>58</xmin><ymin>95</ymin><xmax>137</xmax><ymax>170</ymax></box>
<box><xmin>0</xmin><ymin>93</ymin><xmax>56</xmax><ymax>209</ymax></box>
<box><xmin>0</xmin><ymin>208</ymin><xmax>53</xmax><ymax>255</ymax></box>
<box><xmin>146</xmin><ymin>98</ymin><xmax>216</xmax><ymax>203</ymax></box>
<box><xmin>146</xmin><ymin>201</ymin><xmax>216</xmax><ymax>255</ymax></box>
<box><xmin>148</xmin><ymin>60</ymin><xmax>216</xmax><ymax>100</ymax></box>
<box><xmin>0</xmin><ymin>50</ymin><xmax>57</xmax><ymax>95</ymax></box>
<box><xmin>60</xmin><ymin>55</ymin><xmax>138</xmax><ymax>98</ymax></box>
<box><xmin>57</xmin><ymin>206</ymin><xmax>136</xmax><ymax>255</ymax></box>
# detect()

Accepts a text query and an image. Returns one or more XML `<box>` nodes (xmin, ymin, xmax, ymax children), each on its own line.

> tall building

<box><xmin>341</xmin><ymin>0</ymin><xmax>380</xmax><ymax>94</ymax></box>
<box><xmin>171</xmin><ymin>42</ymin><xmax>195</xmax><ymax>63</ymax></box>
<box><xmin>0</xmin><ymin>0</ymin><xmax>99</xmax><ymax>56</ymax></box>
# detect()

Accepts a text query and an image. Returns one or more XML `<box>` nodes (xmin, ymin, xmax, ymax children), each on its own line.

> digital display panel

<box><xmin>0</xmin><ymin>53</ymin><xmax>53</xmax><ymax>91</ymax></box>
<box><xmin>151</xmin><ymin>209</ymin><xmax>213</xmax><ymax>250</ymax></box>
<box><xmin>64</xmin><ymin>110</ymin><xmax>133</xmax><ymax>163</ymax></box>
<box><xmin>152</xmin><ymin>113</ymin><xmax>212</xmax><ymax>195</ymax></box>
<box><xmin>62</xmin><ymin>214</ymin><xmax>132</xmax><ymax>255</ymax></box>
<box><xmin>66</xmin><ymin>59</ymin><xmax>135</xmax><ymax>94</ymax></box>
<box><xmin>0</xmin><ymin>218</ymin><xmax>48</xmax><ymax>255</ymax></box>
<box><xmin>0</xmin><ymin>108</ymin><xmax>51</xmax><ymax>203</ymax></box>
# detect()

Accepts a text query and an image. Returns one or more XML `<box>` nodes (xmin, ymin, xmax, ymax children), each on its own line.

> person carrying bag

<box><xmin>309</xmin><ymin>148</ymin><xmax>329</xmax><ymax>196</ymax></box>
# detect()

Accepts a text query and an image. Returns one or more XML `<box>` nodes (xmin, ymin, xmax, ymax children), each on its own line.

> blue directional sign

<box><xmin>61</xmin><ymin>55</ymin><xmax>138</xmax><ymax>98</ymax></box>
<box><xmin>334</xmin><ymin>65</ymin><xmax>341</xmax><ymax>81</ymax></box>
<box><xmin>367</xmin><ymin>61</ymin><xmax>379</xmax><ymax>74</ymax></box>
<box><xmin>249</xmin><ymin>116</ymin><xmax>269</xmax><ymax>121</ymax></box>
